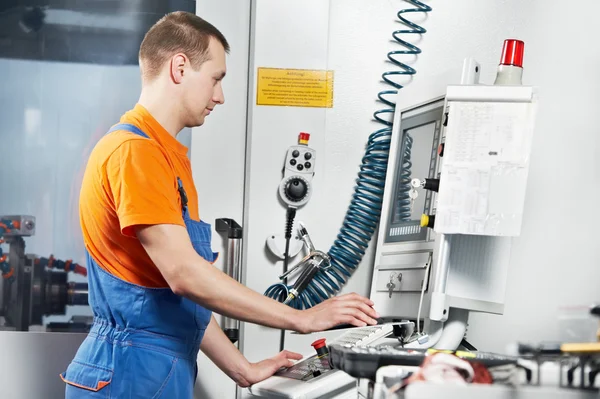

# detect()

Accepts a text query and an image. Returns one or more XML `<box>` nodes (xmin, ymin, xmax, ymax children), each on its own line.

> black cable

<box><xmin>280</xmin><ymin>207</ymin><xmax>296</xmax><ymax>352</ymax></box>
<box><xmin>282</xmin><ymin>207</ymin><xmax>296</xmax><ymax>278</ymax></box>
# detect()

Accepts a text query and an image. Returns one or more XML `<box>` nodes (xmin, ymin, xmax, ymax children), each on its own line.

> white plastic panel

<box><xmin>435</xmin><ymin>86</ymin><xmax>538</xmax><ymax>237</ymax></box>
<box><xmin>445</xmin><ymin>234</ymin><xmax>510</xmax><ymax>309</ymax></box>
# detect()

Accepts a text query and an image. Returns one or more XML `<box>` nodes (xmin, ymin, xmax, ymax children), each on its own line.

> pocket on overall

<box><xmin>61</xmin><ymin>361</ymin><xmax>113</xmax><ymax>398</ymax></box>
<box><xmin>119</xmin><ymin>345</ymin><xmax>179</xmax><ymax>399</ymax></box>
<box><xmin>185</xmin><ymin>219</ymin><xmax>218</xmax><ymax>263</ymax></box>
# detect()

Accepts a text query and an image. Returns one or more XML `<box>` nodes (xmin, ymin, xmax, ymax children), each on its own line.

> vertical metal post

<box><xmin>216</xmin><ymin>218</ymin><xmax>243</xmax><ymax>343</ymax></box>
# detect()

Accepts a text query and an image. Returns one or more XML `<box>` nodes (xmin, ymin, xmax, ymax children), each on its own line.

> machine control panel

<box><xmin>275</xmin><ymin>354</ymin><xmax>333</xmax><ymax>381</ymax></box>
<box><xmin>275</xmin><ymin>338</ymin><xmax>333</xmax><ymax>381</ymax></box>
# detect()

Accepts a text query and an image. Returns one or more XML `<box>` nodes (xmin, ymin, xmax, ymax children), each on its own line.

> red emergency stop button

<box><xmin>311</xmin><ymin>338</ymin><xmax>329</xmax><ymax>358</ymax></box>
<box><xmin>299</xmin><ymin>132</ymin><xmax>310</xmax><ymax>145</ymax></box>
<box><xmin>311</xmin><ymin>338</ymin><xmax>326</xmax><ymax>349</ymax></box>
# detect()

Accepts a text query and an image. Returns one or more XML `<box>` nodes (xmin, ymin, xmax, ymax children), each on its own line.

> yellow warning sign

<box><xmin>257</xmin><ymin>68</ymin><xmax>334</xmax><ymax>108</ymax></box>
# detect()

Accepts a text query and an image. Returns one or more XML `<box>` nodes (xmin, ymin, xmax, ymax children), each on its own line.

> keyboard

<box><xmin>330</xmin><ymin>323</ymin><xmax>397</xmax><ymax>346</ymax></box>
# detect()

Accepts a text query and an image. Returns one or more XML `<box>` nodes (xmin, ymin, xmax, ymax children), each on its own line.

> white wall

<box><xmin>191</xmin><ymin>1</ymin><xmax>250</xmax><ymax>398</ymax></box>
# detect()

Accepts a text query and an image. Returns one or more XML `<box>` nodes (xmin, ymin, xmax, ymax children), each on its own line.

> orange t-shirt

<box><xmin>79</xmin><ymin>104</ymin><xmax>199</xmax><ymax>287</ymax></box>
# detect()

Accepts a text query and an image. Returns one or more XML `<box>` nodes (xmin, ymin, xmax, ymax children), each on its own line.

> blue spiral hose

<box><xmin>265</xmin><ymin>1</ymin><xmax>432</xmax><ymax>309</ymax></box>
<box><xmin>395</xmin><ymin>133</ymin><xmax>414</xmax><ymax>221</ymax></box>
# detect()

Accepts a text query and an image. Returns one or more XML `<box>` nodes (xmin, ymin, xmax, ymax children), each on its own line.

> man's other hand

<box><xmin>239</xmin><ymin>350</ymin><xmax>303</xmax><ymax>387</ymax></box>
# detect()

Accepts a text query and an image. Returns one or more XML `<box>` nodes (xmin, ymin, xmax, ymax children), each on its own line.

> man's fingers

<box><xmin>273</xmin><ymin>356</ymin><xmax>293</xmax><ymax>369</ymax></box>
<box><xmin>335</xmin><ymin>292</ymin><xmax>375</xmax><ymax>307</ymax></box>
<box><xmin>281</xmin><ymin>350</ymin><xmax>303</xmax><ymax>360</ymax></box>
<box><xmin>343</xmin><ymin>316</ymin><xmax>367</xmax><ymax>327</ymax></box>
<box><xmin>356</xmin><ymin>301</ymin><xmax>380</xmax><ymax>319</ymax></box>
<box><xmin>343</xmin><ymin>308</ymin><xmax>377</xmax><ymax>326</ymax></box>
<box><xmin>337</xmin><ymin>300</ymin><xmax>380</xmax><ymax>321</ymax></box>
<box><xmin>338</xmin><ymin>300</ymin><xmax>379</xmax><ymax>319</ymax></box>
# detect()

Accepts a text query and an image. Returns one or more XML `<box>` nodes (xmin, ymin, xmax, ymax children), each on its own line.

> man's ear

<box><xmin>170</xmin><ymin>53</ymin><xmax>187</xmax><ymax>84</ymax></box>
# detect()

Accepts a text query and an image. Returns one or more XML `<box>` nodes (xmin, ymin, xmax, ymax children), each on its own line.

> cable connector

<box><xmin>283</xmin><ymin>250</ymin><xmax>330</xmax><ymax>305</ymax></box>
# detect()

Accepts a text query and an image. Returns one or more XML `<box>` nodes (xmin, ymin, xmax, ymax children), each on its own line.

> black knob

<box><xmin>423</xmin><ymin>178</ymin><xmax>440</xmax><ymax>192</ymax></box>
<box><xmin>292</xmin><ymin>150</ymin><xmax>300</xmax><ymax>158</ymax></box>
<box><xmin>285</xmin><ymin>178</ymin><xmax>308</xmax><ymax>201</ymax></box>
<box><xmin>305</xmin><ymin>152</ymin><xmax>312</xmax><ymax>160</ymax></box>
<box><xmin>290</xmin><ymin>159</ymin><xmax>296</xmax><ymax>166</ymax></box>
<box><xmin>297</xmin><ymin>164</ymin><xmax>304</xmax><ymax>171</ymax></box>
<box><xmin>304</xmin><ymin>162</ymin><xmax>312</xmax><ymax>169</ymax></box>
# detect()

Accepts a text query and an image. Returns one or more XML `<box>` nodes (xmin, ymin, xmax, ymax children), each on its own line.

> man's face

<box><xmin>181</xmin><ymin>38</ymin><xmax>227</xmax><ymax>128</ymax></box>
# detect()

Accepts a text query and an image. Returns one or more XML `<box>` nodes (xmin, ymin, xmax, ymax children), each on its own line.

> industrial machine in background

<box><xmin>0</xmin><ymin>215</ymin><xmax>91</xmax><ymax>332</ymax></box>
<box><xmin>0</xmin><ymin>0</ymin><xmax>196</xmax><ymax>65</ymax></box>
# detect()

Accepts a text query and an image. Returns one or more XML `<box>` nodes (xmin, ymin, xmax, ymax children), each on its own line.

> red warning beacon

<box><xmin>494</xmin><ymin>39</ymin><xmax>524</xmax><ymax>86</ymax></box>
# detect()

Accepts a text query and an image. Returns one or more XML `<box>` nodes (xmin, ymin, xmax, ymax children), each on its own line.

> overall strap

<box><xmin>107</xmin><ymin>123</ymin><xmax>149</xmax><ymax>138</ymax></box>
<box><xmin>106</xmin><ymin>123</ymin><xmax>188</xmax><ymax>213</ymax></box>
<box><xmin>177</xmin><ymin>178</ymin><xmax>189</xmax><ymax>211</ymax></box>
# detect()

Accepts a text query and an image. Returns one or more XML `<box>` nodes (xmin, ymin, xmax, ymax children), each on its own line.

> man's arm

<box><xmin>200</xmin><ymin>315</ymin><xmax>302</xmax><ymax>387</ymax></box>
<box><xmin>136</xmin><ymin>223</ymin><xmax>379</xmax><ymax>333</ymax></box>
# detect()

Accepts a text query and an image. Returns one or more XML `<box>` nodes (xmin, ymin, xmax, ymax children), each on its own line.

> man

<box><xmin>61</xmin><ymin>11</ymin><xmax>379</xmax><ymax>398</ymax></box>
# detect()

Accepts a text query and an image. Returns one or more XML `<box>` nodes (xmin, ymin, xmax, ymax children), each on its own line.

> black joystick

<box><xmin>284</xmin><ymin>178</ymin><xmax>308</xmax><ymax>202</ymax></box>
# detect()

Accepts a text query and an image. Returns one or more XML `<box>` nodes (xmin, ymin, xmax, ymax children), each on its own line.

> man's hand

<box><xmin>239</xmin><ymin>350</ymin><xmax>304</xmax><ymax>387</ymax></box>
<box><xmin>296</xmin><ymin>293</ymin><xmax>380</xmax><ymax>333</ymax></box>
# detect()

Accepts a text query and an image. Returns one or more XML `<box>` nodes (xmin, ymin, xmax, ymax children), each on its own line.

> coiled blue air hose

<box><xmin>396</xmin><ymin>134</ymin><xmax>414</xmax><ymax>221</ymax></box>
<box><xmin>265</xmin><ymin>1</ymin><xmax>432</xmax><ymax>309</ymax></box>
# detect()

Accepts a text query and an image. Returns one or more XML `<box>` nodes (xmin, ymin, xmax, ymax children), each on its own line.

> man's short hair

<box><xmin>139</xmin><ymin>11</ymin><xmax>229</xmax><ymax>82</ymax></box>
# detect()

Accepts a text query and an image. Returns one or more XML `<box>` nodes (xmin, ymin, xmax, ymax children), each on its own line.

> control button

<box><xmin>437</xmin><ymin>143</ymin><xmax>445</xmax><ymax>157</ymax></box>
<box><xmin>297</xmin><ymin>164</ymin><xmax>304</xmax><ymax>171</ymax></box>
<box><xmin>304</xmin><ymin>162</ymin><xmax>311</xmax><ymax>169</ymax></box>
<box><xmin>290</xmin><ymin>159</ymin><xmax>297</xmax><ymax>166</ymax></box>
<box><xmin>311</xmin><ymin>338</ymin><xmax>329</xmax><ymax>358</ymax></box>
<box><xmin>304</xmin><ymin>152</ymin><xmax>312</xmax><ymax>160</ymax></box>
<box><xmin>420</xmin><ymin>214</ymin><xmax>435</xmax><ymax>229</ymax></box>
<box><xmin>292</xmin><ymin>150</ymin><xmax>300</xmax><ymax>158</ymax></box>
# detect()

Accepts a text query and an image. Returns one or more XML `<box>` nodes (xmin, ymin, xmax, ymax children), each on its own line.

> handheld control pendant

<box><xmin>278</xmin><ymin>132</ymin><xmax>316</xmax><ymax>209</ymax></box>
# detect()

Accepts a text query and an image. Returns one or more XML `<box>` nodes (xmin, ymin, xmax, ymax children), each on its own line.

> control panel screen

<box><xmin>386</xmin><ymin>105</ymin><xmax>444</xmax><ymax>243</ymax></box>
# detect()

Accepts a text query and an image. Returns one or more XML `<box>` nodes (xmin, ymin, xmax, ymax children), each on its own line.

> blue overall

<box><xmin>61</xmin><ymin>124</ymin><xmax>218</xmax><ymax>398</ymax></box>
